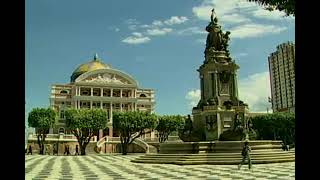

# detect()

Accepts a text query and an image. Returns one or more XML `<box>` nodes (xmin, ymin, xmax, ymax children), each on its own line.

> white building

<box><xmin>49</xmin><ymin>54</ymin><xmax>156</xmax><ymax>139</ymax></box>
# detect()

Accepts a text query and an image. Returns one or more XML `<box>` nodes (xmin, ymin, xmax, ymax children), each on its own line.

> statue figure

<box><xmin>205</xmin><ymin>9</ymin><xmax>223</xmax><ymax>51</ymax></box>
<box><xmin>210</xmin><ymin>8</ymin><xmax>218</xmax><ymax>24</ymax></box>
<box><xmin>222</xmin><ymin>31</ymin><xmax>231</xmax><ymax>55</ymax></box>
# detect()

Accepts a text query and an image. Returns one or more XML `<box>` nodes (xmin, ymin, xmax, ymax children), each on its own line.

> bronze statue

<box><xmin>205</xmin><ymin>8</ymin><xmax>230</xmax><ymax>53</ymax></box>
<box><xmin>210</xmin><ymin>8</ymin><xmax>218</xmax><ymax>24</ymax></box>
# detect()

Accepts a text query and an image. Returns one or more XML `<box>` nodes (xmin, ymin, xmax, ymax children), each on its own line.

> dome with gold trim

<box><xmin>71</xmin><ymin>53</ymin><xmax>111</xmax><ymax>82</ymax></box>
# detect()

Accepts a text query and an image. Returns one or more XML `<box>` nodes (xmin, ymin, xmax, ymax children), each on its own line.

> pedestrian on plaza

<box><xmin>64</xmin><ymin>144</ymin><xmax>68</xmax><ymax>155</ymax></box>
<box><xmin>281</xmin><ymin>142</ymin><xmax>289</xmax><ymax>151</ymax></box>
<box><xmin>53</xmin><ymin>143</ymin><xmax>57</xmax><ymax>155</ymax></box>
<box><xmin>27</xmin><ymin>145</ymin><xmax>32</xmax><ymax>155</ymax></box>
<box><xmin>45</xmin><ymin>144</ymin><xmax>51</xmax><ymax>155</ymax></box>
<box><xmin>238</xmin><ymin>140</ymin><xmax>252</xmax><ymax>170</ymax></box>
<box><xmin>67</xmin><ymin>145</ymin><xmax>71</xmax><ymax>156</ymax></box>
<box><xmin>75</xmin><ymin>145</ymin><xmax>79</xmax><ymax>155</ymax></box>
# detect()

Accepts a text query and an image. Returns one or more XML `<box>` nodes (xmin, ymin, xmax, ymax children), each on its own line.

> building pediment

<box><xmin>83</xmin><ymin>73</ymin><xmax>130</xmax><ymax>84</ymax></box>
<box><xmin>75</xmin><ymin>69</ymin><xmax>138</xmax><ymax>87</ymax></box>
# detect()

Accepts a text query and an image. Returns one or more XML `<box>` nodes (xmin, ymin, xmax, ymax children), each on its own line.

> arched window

<box><xmin>60</xmin><ymin>90</ymin><xmax>68</xmax><ymax>94</ymax></box>
<box><xmin>140</xmin><ymin>94</ymin><xmax>147</xmax><ymax>97</ymax></box>
<box><xmin>59</xmin><ymin>127</ymin><xmax>65</xmax><ymax>134</ymax></box>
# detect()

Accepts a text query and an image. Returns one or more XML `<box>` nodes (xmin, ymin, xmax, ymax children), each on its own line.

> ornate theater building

<box><xmin>49</xmin><ymin>54</ymin><xmax>155</xmax><ymax>140</ymax></box>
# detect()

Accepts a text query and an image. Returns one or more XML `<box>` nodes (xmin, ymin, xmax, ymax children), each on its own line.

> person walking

<box><xmin>53</xmin><ymin>143</ymin><xmax>57</xmax><ymax>155</ymax></box>
<box><xmin>27</xmin><ymin>145</ymin><xmax>32</xmax><ymax>155</ymax></box>
<box><xmin>64</xmin><ymin>144</ymin><xmax>68</xmax><ymax>155</ymax></box>
<box><xmin>75</xmin><ymin>145</ymin><xmax>79</xmax><ymax>156</ymax></box>
<box><xmin>45</xmin><ymin>144</ymin><xmax>51</xmax><ymax>155</ymax></box>
<box><xmin>238</xmin><ymin>140</ymin><xmax>252</xmax><ymax>170</ymax></box>
<box><xmin>67</xmin><ymin>145</ymin><xmax>71</xmax><ymax>156</ymax></box>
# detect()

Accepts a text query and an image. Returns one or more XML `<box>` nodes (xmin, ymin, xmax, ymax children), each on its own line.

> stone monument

<box><xmin>191</xmin><ymin>8</ymin><xmax>249</xmax><ymax>141</ymax></box>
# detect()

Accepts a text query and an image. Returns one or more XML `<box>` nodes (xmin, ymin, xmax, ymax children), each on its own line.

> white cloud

<box><xmin>164</xmin><ymin>16</ymin><xmax>189</xmax><ymax>25</ymax></box>
<box><xmin>177</xmin><ymin>27</ymin><xmax>207</xmax><ymax>35</ymax></box>
<box><xmin>239</xmin><ymin>71</ymin><xmax>271</xmax><ymax>112</ymax></box>
<box><xmin>140</xmin><ymin>24</ymin><xmax>151</xmax><ymax>28</ymax></box>
<box><xmin>185</xmin><ymin>89</ymin><xmax>201</xmax><ymax>107</ymax></box>
<box><xmin>192</xmin><ymin>0</ymin><xmax>294</xmax><ymax>25</ymax></box>
<box><xmin>128</xmin><ymin>25</ymin><xmax>138</xmax><ymax>30</ymax></box>
<box><xmin>132</xmin><ymin>32</ymin><xmax>143</xmax><ymax>37</ymax></box>
<box><xmin>146</xmin><ymin>28</ymin><xmax>173</xmax><ymax>36</ymax></box>
<box><xmin>252</xmin><ymin>8</ymin><xmax>291</xmax><ymax>20</ymax></box>
<box><xmin>222</xmin><ymin>13</ymin><xmax>251</xmax><ymax>23</ymax></box>
<box><xmin>229</xmin><ymin>24</ymin><xmax>287</xmax><ymax>39</ymax></box>
<box><xmin>122</xmin><ymin>32</ymin><xmax>150</xmax><ymax>44</ymax></box>
<box><xmin>152</xmin><ymin>20</ymin><xmax>164</xmax><ymax>26</ymax></box>
<box><xmin>125</xmin><ymin>18</ymin><xmax>139</xmax><ymax>25</ymax></box>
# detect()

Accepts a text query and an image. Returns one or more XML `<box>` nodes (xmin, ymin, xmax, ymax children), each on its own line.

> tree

<box><xmin>28</xmin><ymin>108</ymin><xmax>56</xmax><ymax>155</ymax></box>
<box><xmin>65</xmin><ymin>108</ymin><xmax>108</xmax><ymax>155</ymax></box>
<box><xmin>156</xmin><ymin>115</ymin><xmax>185</xmax><ymax>143</ymax></box>
<box><xmin>247</xmin><ymin>0</ymin><xmax>295</xmax><ymax>16</ymax></box>
<box><xmin>113</xmin><ymin>111</ymin><xmax>157</xmax><ymax>155</ymax></box>
<box><xmin>251</xmin><ymin>112</ymin><xmax>295</xmax><ymax>145</ymax></box>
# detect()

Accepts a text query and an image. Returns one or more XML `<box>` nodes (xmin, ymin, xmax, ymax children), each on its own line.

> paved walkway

<box><xmin>25</xmin><ymin>154</ymin><xmax>295</xmax><ymax>179</ymax></box>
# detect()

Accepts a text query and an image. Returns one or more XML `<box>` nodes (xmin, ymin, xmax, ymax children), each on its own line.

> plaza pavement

<box><xmin>25</xmin><ymin>154</ymin><xmax>295</xmax><ymax>180</ymax></box>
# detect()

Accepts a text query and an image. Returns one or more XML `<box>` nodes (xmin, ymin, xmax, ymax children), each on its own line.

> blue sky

<box><xmin>26</xmin><ymin>0</ymin><xmax>295</xmax><ymax>122</ymax></box>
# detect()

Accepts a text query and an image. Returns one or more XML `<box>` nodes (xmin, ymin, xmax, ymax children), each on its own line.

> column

<box><xmin>90</xmin><ymin>101</ymin><xmax>93</xmax><ymax>109</ymax></box>
<box><xmin>120</xmin><ymin>89</ymin><xmax>122</xmax><ymax>98</ymax></box>
<box><xmin>217</xmin><ymin>113</ymin><xmax>221</xmax><ymax>138</ymax></box>
<box><xmin>109</xmin><ymin>126</ymin><xmax>113</xmax><ymax>138</ymax></box>
<box><xmin>91</xmin><ymin>88</ymin><xmax>93</xmax><ymax>96</ymax></box>
<box><xmin>74</xmin><ymin>100</ymin><xmax>77</xmax><ymax>108</ymax></box>
<box><xmin>214</xmin><ymin>71</ymin><xmax>219</xmax><ymax>96</ymax></box>
<box><xmin>120</xmin><ymin>103</ymin><xmax>123</xmax><ymax>112</ymax></box>
<box><xmin>110</xmin><ymin>89</ymin><xmax>113</xmax><ymax>97</ymax></box>
<box><xmin>135</xmin><ymin>89</ymin><xmax>137</xmax><ymax>98</ymax></box>
<box><xmin>78</xmin><ymin>101</ymin><xmax>80</xmax><ymax>109</ymax></box>
<box><xmin>75</xmin><ymin>87</ymin><xmax>78</xmax><ymax>96</ymax></box>
<box><xmin>131</xmin><ymin>89</ymin><xmax>134</xmax><ymax>98</ymax></box>
<box><xmin>99</xmin><ymin>129</ymin><xmax>103</xmax><ymax>140</ymax></box>
<box><xmin>134</xmin><ymin>102</ymin><xmax>137</xmax><ymax>111</ymax></box>
<box><xmin>100</xmin><ymin>101</ymin><xmax>103</xmax><ymax>109</ymax></box>
<box><xmin>200</xmin><ymin>75</ymin><xmax>204</xmax><ymax>99</ymax></box>
<box><xmin>233</xmin><ymin>73</ymin><xmax>238</xmax><ymax>98</ymax></box>
<box><xmin>109</xmin><ymin>102</ymin><xmax>113</xmax><ymax>137</ymax></box>
<box><xmin>100</xmin><ymin>88</ymin><xmax>103</xmax><ymax>97</ymax></box>
<box><xmin>78</xmin><ymin>87</ymin><xmax>81</xmax><ymax>96</ymax></box>
<box><xmin>110</xmin><ymin>102</ymin><xmax>113</xmax><ymax>123</ymax></box>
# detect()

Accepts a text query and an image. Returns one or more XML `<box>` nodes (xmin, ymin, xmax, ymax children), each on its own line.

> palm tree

<box><xmin>247</xmin><ymin>0</ymin><xmax>295</xmax><ymax>16</ymax></box>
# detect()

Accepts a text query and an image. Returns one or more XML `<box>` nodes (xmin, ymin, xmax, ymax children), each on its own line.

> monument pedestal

<box><xmin>191</xmin><ymin>49</ymin><xmax>248</xmax><ymax>141</ymax></box>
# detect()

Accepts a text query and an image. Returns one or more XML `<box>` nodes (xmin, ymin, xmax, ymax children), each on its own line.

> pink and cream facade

<box><xmin>49</xmin><ymin>54</ymin><xmax>155</xmax><ymax>139</ymax></box>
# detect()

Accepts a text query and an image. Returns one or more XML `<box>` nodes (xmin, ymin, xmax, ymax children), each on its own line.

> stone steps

<box><xmin>131</xmin><ymin>151</ymin><xmax>295</xmax><ymax>165</ymax></box>
<box><xmin>144</xmin><ymin>151</ymin><xmax>294</xmax><ymax>157</ymax></box>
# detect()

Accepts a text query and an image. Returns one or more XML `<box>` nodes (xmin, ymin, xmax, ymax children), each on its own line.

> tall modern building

<box><xmin>268</xmin><ymin>42</ymin><xmax>295</xmax><ymax>113</ymax></box>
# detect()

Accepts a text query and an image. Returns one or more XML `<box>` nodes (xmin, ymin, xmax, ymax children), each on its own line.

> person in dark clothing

<box><xmin>53</xmin><ymin>143</ymin><xmax>58</xmax><ymax>155</ymax></box>
<box><xmin>75</xmin><ymin>145</ymin><xmax>79</xmax><ymax>155</ymax></box>
<box><xmin>281</xmin><ymin>142</ymin><xmax>290</xmax><ymax>151</ymax></box>
<box><xmin>238</xmin><ymin>141</ymin><xmax>252</xmax><ymax>170</ymax></box>
<box><xmin>67</xmin><ymin>145</ymin><xmax>71</xmax><ymax>155</ymax></box>
<box><xmin>64</xmin><ymin>144</ymin><xmax>68</xmax><ymax>155</ymax></box>
<box><xmin>27</xmin><ymin>145</ymin><xmax>32</xmax><ymax>155</ymax></box>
